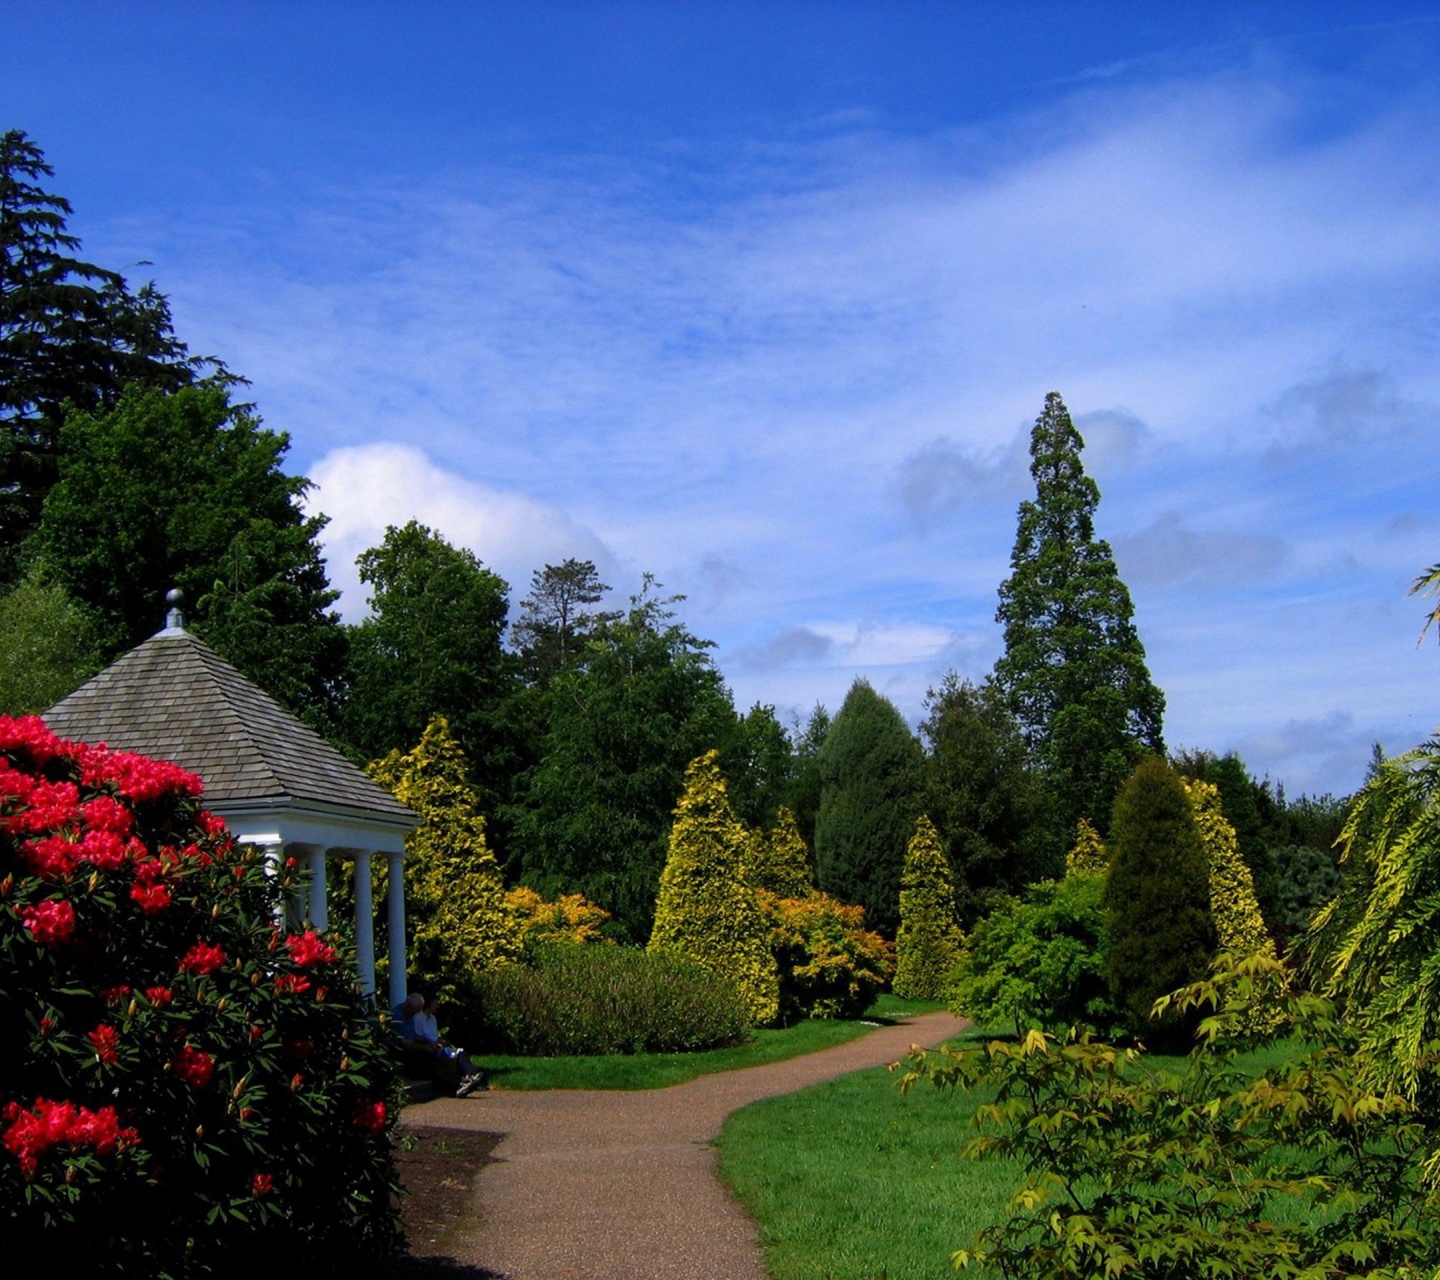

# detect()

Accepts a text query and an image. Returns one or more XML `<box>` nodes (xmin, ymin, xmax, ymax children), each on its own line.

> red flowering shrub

<box><xmin>0</xmin><ymin>715</ymin><xmax>401</xmax><ymax>1276</ymax></box>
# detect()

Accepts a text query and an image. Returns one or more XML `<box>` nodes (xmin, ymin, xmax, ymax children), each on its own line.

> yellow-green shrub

<box><xmin>1185</xmin><ymin>779</ymin><xmax>1278</xmax><ymax>968</ymax></box>
<box><xmin>894</xmin><ymin>815</ymin><xmax>964</xmax><ymax>999</ymax></box>
<box><xmin>649</xmin><ymin>751</ymin><xmax>779</xmax><ymax>1025</ymax></box>
<box><xmin>744</xmin><ymin>806</ymin><xmax>815</xmax><ymax>898</ymax></box>
<box><xmin>759</xmin><ymin>890</ymin><xmax>894</xmax><ymax>1021</ymax></box>
<box><xmin>503</xmin><ymin>885</ymin><xmax>611</xmax><ymax>952</ymax></box>
<box><xmin>367</xmin><ymin>716</ymin><xmax>520</xmax><ymax>1003</ymax></box>
<box><xmin>1065</xmin><ymin>818</ymin><xmax>1108</xmax><ymax>877</ymax></box>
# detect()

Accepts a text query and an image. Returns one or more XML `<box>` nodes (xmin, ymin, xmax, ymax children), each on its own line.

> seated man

<box><xmin>393</xmin><ymin>991</ymin><xmax>483</xmax><ymax>1098</ymax></box>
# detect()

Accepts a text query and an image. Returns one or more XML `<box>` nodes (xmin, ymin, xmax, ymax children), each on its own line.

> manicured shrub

<box><xmin>367</xmin><ymin>716</ymin><xmax>520</xmax><ymax>1003</ymax></box>
<box><xmin>1104</xmin><ymin>756</ymin><xmax>1216</xmax><ymax>1044</ymax></box>
<box><xmin>949</xmin><ymin>873</ymin><xmax>1118</xmax><ymax>1035</ymax></box>
<box><xmin>649</xmin><ymin>751</ymin><xmax>779</xmax><ymax>1025</ymax></box>
<box><xmin>472</xmin><ymin>945</ymin><xmax>747</xmax><ymax>1055</ymax></box>
<box><xmin>0</xmin><ymin>715</ymin><xmax>399</xmax><ymax>1276</ymax></box>
<box><xmin>758</xmin><ymin>890</ymin><xmax>894</xmax><ymax>1022</ymax></box>
<box><xmin>893</xmin><ymin>815</ymin><xmax>964</xmax><ymax>999</ymax></box>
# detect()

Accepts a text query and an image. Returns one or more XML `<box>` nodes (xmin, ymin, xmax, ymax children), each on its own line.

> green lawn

<box><xmin>717</xmin><ymin>1031</ymin><xmax>1307</xmax><ymax>1280</ymax></box>
<box><xmin>469</xmin><ymin>997</ymin><xmax>940</xmax><ymax>1090</ymax></box>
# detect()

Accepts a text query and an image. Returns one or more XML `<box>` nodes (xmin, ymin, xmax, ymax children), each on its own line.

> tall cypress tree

<box><xmin>994</xmin><ymin>392</ymin><xmax>1165</xmax><ymax>842</ymax></box>
<box><xmin>814</xmin><ymin>678</ymin><xmax>924</xmax><ymax>935</ymax></box>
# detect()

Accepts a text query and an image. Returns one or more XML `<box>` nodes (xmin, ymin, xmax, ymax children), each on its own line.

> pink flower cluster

<box><xmin>1</xmin><ymin>1098</ymin><xmax>140</xmax><ymax>1179</ymax></box>
<box><xmin>20</xmin><ymin>899</ymin><xmax>76</xmax><ymax>947</ymax></box>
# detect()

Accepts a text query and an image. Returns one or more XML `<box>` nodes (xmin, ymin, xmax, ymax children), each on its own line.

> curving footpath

<box><xmin>402</xmin><ymin>1010</ymin><xmax>963</xmax><ymax>1279</ymax></box>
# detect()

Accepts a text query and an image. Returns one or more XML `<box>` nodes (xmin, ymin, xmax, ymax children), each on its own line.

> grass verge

<box><xmin>470</xmin><ymin>996</ymin><xmax>941</xmax><ymax>1091</ymax></box>
<box><xmin>718</xmin><ymin>1029</ymin><xmax>1304</xmax><ymax>1280</ymax></box>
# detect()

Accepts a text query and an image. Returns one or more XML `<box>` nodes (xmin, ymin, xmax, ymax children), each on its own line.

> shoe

<box><xmin>455</xmin><ymin>1074</ymin><xmax>482</xmax><ymax>1098</ymax></box>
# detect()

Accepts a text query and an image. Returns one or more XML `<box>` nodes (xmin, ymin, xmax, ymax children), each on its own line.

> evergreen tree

<box><xmin>367</xmin><ymin>717</ymin><xmax>521</xmax><ymax>1004</ymax></box>
<box><xmin>649</xmin><ymin>751</ymin><xmax>779</xmax><ymax>1025</ymax></box>
<box><xmin>1184</xmin><ymin>777</ymin><xmax>1272</xmax><ymax>957</ymax></box>
<box><xmin>784</xmin><ymin>702</ymin><xmax>830</xmax><ymax>850</ymax></box>
<box><xmin>744</xmin><ymin>806</ymin><xmax>815</xmax><ymax>899</ymax></box>
<box><xmin>994</xmin><ymin>392</ymin><xmax>1165</xmax><ymax>842</ymax></box>
<box><xmin>722</xmin><ymin>701</ymin><xmax>795</xmax><ymax>830</ymax></box>
<box><xmin>920</xmin><ymin>672</ymin><xmax>1049</xmax><ymax>922</ymax></box>
<box><xmin>1</xmin><ymin>130</ymin><xmax>214</xmax><ymax>585</ymax></box>
<box><xmin>1064</xmin><ymin>818</ymin><xmax>1109</xmax><ymax>878</ymax></box>
<box><xmin>343</xmin><ymin>521</ymin><xmax>516</xmax><ymax>812</ymax></box>
<box><xmin>511</xmin><ymin>557</ymin><xmax>618</xmax><ymax>685</ymax></box>
<box><xmin>893</xmin><ymin>815</ymin><xmax>965</xmax><ymax>999</ymax></box>
<box><xmin>814</xmin><ymin>678</ymin><xmax>924</xmax><ymax>936</ymax></box>
<box><xmin>513</xmin><ymin>577</ymin><xmax>737</xmax><ymax>941</ymax></box>
<box><xmin>1104</xmin><ymin>756</ymin><xmax>1216</xmax><ymax>1044</ymax></box>
<box><xmin>34</xmin><ymin>383</ymin><xmax>343</xmax><ymax>721</ymax></box>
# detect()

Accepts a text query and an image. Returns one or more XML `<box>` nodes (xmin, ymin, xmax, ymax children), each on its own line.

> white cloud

<box><xmin>305</xmin><ymin>443</ymin><xmax>613</xmax><ymax>622</ymax></box>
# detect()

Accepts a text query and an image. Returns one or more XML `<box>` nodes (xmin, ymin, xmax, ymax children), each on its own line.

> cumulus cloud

<box><xmin>305</xmin><ymin>443</ymin><xmax>613</xmax><ymax>621</ymax></box>
<box><xmin>1262</xmin><ymin>364</ymin><xmax>1421</xmax><ymax>455</ymax></box>
<box><xmin>1113</xmin><ymin>512</ymin><xmax>1289</xmax><ymax>589</ymax></box>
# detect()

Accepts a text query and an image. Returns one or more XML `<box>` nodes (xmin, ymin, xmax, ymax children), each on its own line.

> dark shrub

<box><xmin>473</xmin><ymin>945</ymin><xmax>748</xmax><ymax>1055</ymax></box>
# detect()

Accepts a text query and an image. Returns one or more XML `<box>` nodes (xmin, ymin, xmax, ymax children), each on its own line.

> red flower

<box><xmin>87</xmin><ymin>1023</ymin><xmax>120</xmax><ymax>1066</ymax></box>
<box><xmin>285</xmin><ymin>930</ymin><xmax>337</xmax><ymax>968</ymax></box>
<box><xmin>130</xmin><ymin>880</ymin><xmax>172</xmax><ymax>913</ymax></box>
<box><xmin>2</xmin><ymin>1098</ymin><xmax>138</xmax><ymax>1179</ymax></box>
<box><xmin>80</xmin><ymin>794</ymin><xmax>133</xmax><ymax>837</ymax></box>
<box><xmin>178</xmin><ymin>941</ymin><xmax>226</xmax><ymax>975</ymax></box>
<box><xmin>273</xmin><ymin>973</ymin><xmax>311</xmax><ymax>996</ymax></box>
<box><xmin>20</xmin><ymin>899</ymin><xmax>76</xmax><ymax>947</ymax></box>
<box><xmin>351</xmin><ymin>1098</ymin><xmax>387</xmax><ymax>1136</ymax></box>
<box><xmin>144</xmin><ymin>986</ymin><xmax>173</xmax><ymax>1008</ymax></box>
<box><xmin>100</xmin><ymin>985</ymin><xmax>132</xmax><ymax>1006</ymax></box>
<box><xmin>251</xmin><ymin>1171</ymin><xmax>273</xmax><ymax>1196</ymax></box>
<box><xmin>171</xmin><ymin>1045</ymin><xmax>215</xmax><ymax>1089</ymax></box>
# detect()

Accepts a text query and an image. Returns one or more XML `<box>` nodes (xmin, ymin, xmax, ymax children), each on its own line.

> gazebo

<box><xmin>44</xmin><ymin>594</ymin><xmax>416</xmax><ymax>1009</ymax></box>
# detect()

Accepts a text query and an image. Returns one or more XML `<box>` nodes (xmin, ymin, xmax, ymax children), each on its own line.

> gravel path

<box><xmin>401</xmin><ymin>1010</ymin><xmax>963</xmax><ymax>1280</ymax></box>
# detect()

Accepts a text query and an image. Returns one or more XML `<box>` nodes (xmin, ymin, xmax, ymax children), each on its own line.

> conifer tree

<box><xmin>1184</xmin><ymin>779</ymin><xmax>1273</xmax><ymax>961</ymax></box>
<box><xmin>744</xmin><ymin>806</ymin><xmax>815</xmax><ymax>899</ymax></box>
<box><xmin>367</xmin><ymin>717</ymin><xmax>520</xmax><ymax>1002</ymax></box>
<box><xmin>894</xmin><ymin>815</ymin><xmax>965</xmax><ymax>999</ymax></box>
<box><xmin>994</xmin><ymin>392</ymin><xmax>1165</xmax><ymax>844</ymax></box>
<box><xmin>1104</xmin><ymin>756</ymin><xmax>1215</xmax><ymax>1043</ymax></box>
<box><xmin>814</xmin><ymin>678</ymin><xmax>924</xmax><ymax>935</ymax></box>
<box><xmin>1065</xmin><ymin>818</ymin><xmax>1109</xmax><ymax>878</ymax></box>
<box><xmin>649</xmin><ymin>751</ymin><xmax>779</xmax><ymax>1025</ymax></box>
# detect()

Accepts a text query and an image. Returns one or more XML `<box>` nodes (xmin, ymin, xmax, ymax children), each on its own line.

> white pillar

<box><xmin>307</xmin><ymin>847</ymin><xmax>328</xmax><ymax>931</ymax></box>
<box><xmin>386</xmin><ymin>851</ymin><xmax>407</xmax><ymax>1013</ymax></box>
<box><xmin>352</xmin><ymin>850</ymin><xmax>375</xmax><ymax>1001</ymax></box>
<box><xmin>261</xmin><ymin>843</ymin><xmax>289</xmax><ymax>930</ymax></box>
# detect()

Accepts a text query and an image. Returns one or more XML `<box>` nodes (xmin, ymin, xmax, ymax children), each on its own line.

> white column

<box><xmin>386</xmin><ymin>851</ymin><xmax>407</xmax><ymax>1013</ymax></box>
<box><xmin>352</xmin><ymin>850</ymin><xmax>375</xmax><ymax>1001</ymax></box>
<box><xmin>261</xmin><ymin>843</ymin><xmax>289</xmax><ymax>930</ymax></box>
<box><xmin>307</xmin><ymin>847</ymin><xmax>329</xmax><ymax>931</ymax></box>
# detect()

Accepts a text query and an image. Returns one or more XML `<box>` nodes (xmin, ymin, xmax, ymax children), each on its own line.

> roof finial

<box><xmin>164</xmin><ymin>587</ymin><xmax>186</xmax><ymax>634</ymax></box>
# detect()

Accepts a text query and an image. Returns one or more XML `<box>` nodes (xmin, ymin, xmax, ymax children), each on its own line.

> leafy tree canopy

<box><xmin>1</xmin><ymin>130</ymin><xmax>220</xmax><ymax>586</ymax></box>
<box><xmin>993</xmin><ymin>392</ymin><xmax>1165</xmax><ymax>840</ymax></box>
<box><xmin>0</xmin><ymin>574</ymin><xmax>102</xmax><ymax>713</ymax></box>
<box><xmin>342</xmin><ymin>520</ymin><xmax>515</xmax><ymax>808</ymax></box>
<box><xmin>513</xmin><ymin>576</ymin><xmax>737</xmax><ymax>941</ymax></box>
<box><xmin>510</xmin><ymin>557</ymin><xmax>619</xmax><ymax>685</ymax></box>
<box><xmin>33</xmin><ymin>383</ymin><xmax>343</xmax><ymax>722</ymax></box>
<box><xmin>920</xmin><ymin>672</ymin><xmax>1049</xmax><ymax>922</ymax></box>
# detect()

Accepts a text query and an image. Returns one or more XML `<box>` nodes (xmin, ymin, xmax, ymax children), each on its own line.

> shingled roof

<box><xmin>45</xmin><ymin>625</ymin><xmax>413</xmax><ymax>826</ymax></box>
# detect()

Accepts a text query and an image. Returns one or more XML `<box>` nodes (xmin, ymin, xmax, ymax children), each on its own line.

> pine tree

<box><xmin>744</xmin><ymin>806</ymin><xmax>815</xmax><ymax>899</ymax></box>
<box><xmin>649</xmin><ymin>751</ymin><xmax>779</xmax><ymax>1025</ymax></box>
<box><xmin>367</xmin><ymin>717</ymin><xmax>521</xmax><ymax>1003</ymax></box>
<box><xmin>994</xmin><ymin>392</ymin><xmax>1165</xmax><ymax>843</ymax></box>
<box><xmin>814</xmin><ymin>678</ymin><xmax>924</xmax><ymax>935</ymax></box>
<box><xmin>1104</xmin><ymin>756</ymin><xmax>1215</xmax><ymax>1043</ymax></box>
<box><xmin>894</xmin><ymin>815</ymin><xmax>965</xmax><ymax>999</ymax></box>
<box><xmin>511</xmin><ymin>557</ymin><xmax>619</xmax><ymax>685</ymax></box>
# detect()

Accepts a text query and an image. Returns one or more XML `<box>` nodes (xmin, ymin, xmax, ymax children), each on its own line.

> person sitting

<box><xmin>393</xmin><ymin>990</ymin><xmax>483</xmax><ymax>1097</ymax></box>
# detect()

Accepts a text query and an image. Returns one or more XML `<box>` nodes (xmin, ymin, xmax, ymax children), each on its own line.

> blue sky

<box><xmin>6</xmin><ymin>3</ymin><xmax>1439</xmax><ymax>798</ymax></box>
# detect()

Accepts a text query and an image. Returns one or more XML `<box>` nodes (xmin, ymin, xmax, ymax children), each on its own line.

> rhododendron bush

<box><xmin>0</xmin><ymin>716</ymin><xmax>400</xmax><ymax>1276</ymax></box>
